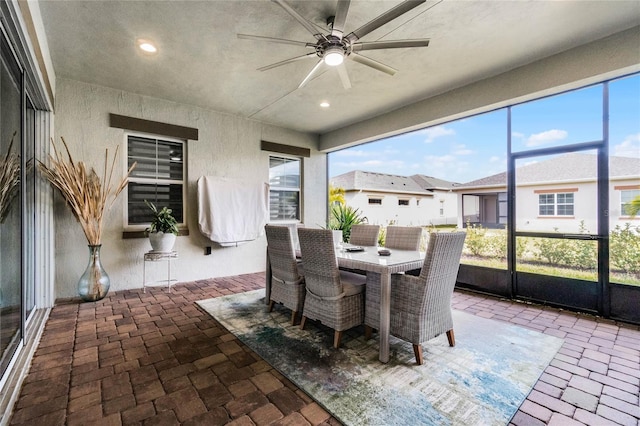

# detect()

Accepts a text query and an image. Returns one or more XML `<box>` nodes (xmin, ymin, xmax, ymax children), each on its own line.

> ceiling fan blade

<box><xmin>331</xmin><ymin>0</ymin><xmax>351</xmax><ymax>39</ymax></box>
<box><xmin>350</xmin><ymin>52</ymin><xmax>397</xmax><ymax>76</ymax></box>
<box><xmin>345</xmin><ymin>0</ymin><xmax>426</xmax><ymax>43</ymax></box>
<box><xmin>272</xmin><ymin>0</ymin><xmax>325</xmax><ymax>40</ymax></box>
<box><xmin>299</xmin><ymin>60</ymin><xmax>325</xmax><ymax>88</ymax></box>
<box><xmin>258</xmin><ymin>52</ymin><xmax>317</xmax><ymax>71</ymax></box>
<box><xmin>336</xmin><ymin>63</ymin><xmax>352</xmax><ymax>89</ymax></box>
<box><xmin>352</xmin><ymin>38</ymin><xmax>430</xmax><ymax>51</ymax></box>
<box><xmin>237</xmin><ymin>34</ymin><xmax>315</xmax><ymax>48</ymax></box>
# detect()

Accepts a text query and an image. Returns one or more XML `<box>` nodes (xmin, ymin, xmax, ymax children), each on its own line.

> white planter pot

<box><xmin>149</xmin><ymin>232</ymin><xmax>177</xmax><ymax>252</ymax></box>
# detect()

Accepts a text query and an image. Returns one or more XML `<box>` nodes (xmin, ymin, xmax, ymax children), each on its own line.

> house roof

<box><xmin>455</xmin><ymin>153</ymin><xmax>640</xmax><ymax>190</ymax></box>
<box><xmin>330</xmin><ymin>170</ymin><xmax>459</xmax><ymax>195</ymax></box>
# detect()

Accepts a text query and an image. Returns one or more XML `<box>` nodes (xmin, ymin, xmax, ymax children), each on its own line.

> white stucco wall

<box><xmin>344</xmin><ymin>190</ymin><xmax>457</xmax><ymax>227</ymax></box>
<box><xmin>456</xmin><ymin>177</ymin><xmax>640</xmax><ymax>233</ymax></box>
<box><xmin>516</xmin><ymin>183</ymin><xmax>597</xmax><ymax>233</ymax></box>
<box><xmin>52</xmin><ymin>78</ymin><xmax>325</xmax><ymax>298</ymax></box>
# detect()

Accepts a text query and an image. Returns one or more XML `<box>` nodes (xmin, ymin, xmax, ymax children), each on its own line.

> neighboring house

<box><xmin>330</xmin><ymin>171</ymin><xmax>459</xmax><ymax>226</ymax></box>
<box><xmin>454</xmin><ymin>153</ymin><xmax>640</xmax><ymax>232</ymax></box>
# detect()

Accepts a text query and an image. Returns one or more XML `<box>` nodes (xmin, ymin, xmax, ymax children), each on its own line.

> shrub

<box><xmin>532</xmin><ymin>228</ymin><xmax>574</xmax><ymax>266</ymax></box>
<box><xmin>532</xmin><ymin>221</ymin><xmax>596</xmax><ymax>270</ymax></box>
<box><xmin>569</xmin><ymin>221</ymin><xmax>597</xmax><ymax>270</ymax></box>
<box><xmin>464</xmin><ymin>221</ymin><xmax>487</xmax><ymax>257</ymax></box>
<box><xmin>610</xmin><ymin>223</ymin><xmax>640</xmax><ymax>274</ymax></box>
<box><xmin>486</xmin><ymin>230</ymin><xmax>507</xmax><ymax>259</ymax></box>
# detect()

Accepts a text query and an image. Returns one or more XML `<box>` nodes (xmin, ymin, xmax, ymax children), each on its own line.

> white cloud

<box><xmin>489</xmin><ymin>156</ymin><xmax>501</xmax><ymax>163</ymax></box>
<box><xmin>452</xmin><ymin>144</ymin><xmax>473</xmax><ymax>155</ymax></box>
<box><xmin>334</xmin><ymin>160</ymin><xmax>383</xmax><ymax>169</ymax></box>
<box><xmin>613</xmin><ymin>133</ymin><xmax>640</xmax><ymax>158</ymax></box>
<box><xmin>333</xmin><ymin>159</ymin><xmax>409</xmax><ymax>172</ymax></box>
<box><xmin>387</xmin><ymin>160</ymin><xmax>406</xmax><ymax>169</ymax></box>
<box><xmin>525</xmin><ymin>129</ymin><xmax>568</xmax><ymax>147</ymax></box>
<box><xmin>357</xmin><ymin>160</ymin><xmax>385</xmax><ymax>168</ymax></box>
<box><xmin>382</xmin><ymin>146</ymin><xmax>400</xmax><ymax>155</ymax></box>
<box><xmin>512</xmin><ymin>132</ymin><xmax>525</xmax><ymax>140</ymax></box>
<box><xmin>423</xmin><ymin>154</ymin><xmax>457</xmax><ymax>169</ymax></box>
<box><xmin>420</xmin><ymin>126</ymin><xmax>455</xmax><ymax>143</ymax></box>
<box><xmin>334</xmin><ymin>149</ymin><xmax>372</xmax><ymax>157</ymax></box>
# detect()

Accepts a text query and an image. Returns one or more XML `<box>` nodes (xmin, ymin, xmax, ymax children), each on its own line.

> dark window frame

<box><xmin>125</xmin><ymin>133</ymin><xmax>187</xmax><ymax>231</ymax></box>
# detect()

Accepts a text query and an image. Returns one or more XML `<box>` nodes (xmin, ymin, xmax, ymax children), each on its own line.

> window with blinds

<box><xmin>538</xmin><ymin>192</ymin><xmax>574</xmax><ymax>217</ymax></box>
<box><xmin>127</xmin><ymin>134</ymin><xmax>185</xmax><ymax>227</ymax></box>
<box><xmin>621</xmin><ymin>189</ymin><xmax>640</xmax><ymax>216</ymax></box>
<box><xmin>269</xmin><ymin>156</ymin><xmax>301</xmax><ymax>221</ymax></box>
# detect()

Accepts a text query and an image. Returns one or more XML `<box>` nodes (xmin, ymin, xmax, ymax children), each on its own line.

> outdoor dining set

<box><xmin>264</xmin><ymin>224</ymin><xmax>466</xmax><ymax>365</ymax></box>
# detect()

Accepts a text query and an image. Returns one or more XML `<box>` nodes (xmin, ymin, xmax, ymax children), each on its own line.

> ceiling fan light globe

<box><xmin>324</xmin><ymin>49</ymin><xmax>344</xmax><ymax>67</ymax></box>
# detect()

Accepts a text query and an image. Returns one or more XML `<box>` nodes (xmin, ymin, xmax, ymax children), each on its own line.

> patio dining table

<box><xmin>265</xmin><ymin>244</ymin><xmax>424</xmax><ymax>363</ymax></box>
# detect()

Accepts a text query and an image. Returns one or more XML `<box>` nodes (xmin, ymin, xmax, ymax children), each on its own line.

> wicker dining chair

<box><xmin>265</xmin><ymin>225</ymin><xmax>305</xmax><ymax>325</ymax></box>
<box><xmin>297</xmin><ymin>228</ymin><xmax>366</xmax><ymax>349</ymax></box>
<box><xmin>376</xmin><ymin>231</ymin><xmax>466</xmax><ymax>365</ymax></box>
<box><xmin>349</xmin><ymin>224</ymin><xmax>381</xmax><ymax>247</ymax></box>
<box><xmin>384</xmin><ymin>226</ymin><xmax>423</xmax><ymax>250</ymax></box>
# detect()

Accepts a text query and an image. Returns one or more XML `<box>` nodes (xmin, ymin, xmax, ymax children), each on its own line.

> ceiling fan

<box><xmin>238</xmin><ymin>0</ymin><xmax>430</xmax><ymax>89</ymax></box>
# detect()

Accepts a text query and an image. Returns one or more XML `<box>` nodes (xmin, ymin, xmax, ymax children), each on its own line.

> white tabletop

<box><xmin>335</xmin><ymin>245</ymin><xmax>424</xmax><ymax>273</ymax></box>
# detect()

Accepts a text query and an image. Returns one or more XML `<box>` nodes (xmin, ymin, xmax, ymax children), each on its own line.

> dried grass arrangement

<box><xmin>0</xmin><ymin>134</ymin><xmax>20</xmax><ymax>223</ymax></box>
<box><xmin>38</xmin><ymin>137</ymin><xmax>136</xmax><ymax>245</ymax></box>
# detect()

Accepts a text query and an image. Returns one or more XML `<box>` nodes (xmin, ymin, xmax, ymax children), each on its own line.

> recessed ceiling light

<box><xmin>137</xmin><ymin>39</ymin><xmax>157</xmax><ymax>53</ymax></box>
<box><xmin>320</xmin><ymin>101</ymin><xmax>330</xmax><ymax>108</ymax></box>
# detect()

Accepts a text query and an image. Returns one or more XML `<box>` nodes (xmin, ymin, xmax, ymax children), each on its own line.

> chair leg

<box><xmin>364</xmin><ymin>325</ymin><xmax>373</xmax><ymax>340</ymax></box>
<box><xmin>446</xmin><ymin>329</ymin><xmax>455</xmax><ymax>347</ymax></box>
<box><xmin>300</xmin><ymin>316</ymin><xmax>307</xmax><ymax>330</ymax></box>
<box><xmin>290</xmin><ymin>310</ymin><xmax>297</xmax><ymax>325</ymax></box>
<box><xmin>334</xmin><ymin>330</ymin><xmax>343</xmax><ymax>349</ymax></box>
<box><xmin>413</xmin><ymin>344</ymin><xmax>424</xmax><ymax>365</ymax></box>
<box><xmin>268</xmin><ymin>300</ymin><xmax>274</xmax><ymax>312</ymax></box>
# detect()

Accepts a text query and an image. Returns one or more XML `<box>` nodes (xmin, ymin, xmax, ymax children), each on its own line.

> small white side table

<box><xmin>143</xmin><ymin>251</ymin><xmax>178</xmax><ymax>292</ymax></box>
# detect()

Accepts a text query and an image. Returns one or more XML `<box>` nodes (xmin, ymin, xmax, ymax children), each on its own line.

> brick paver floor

<box><xmin>9</xmin><ymin>273</ymin><xmax>640</xmax><ymax>425</ymax></box>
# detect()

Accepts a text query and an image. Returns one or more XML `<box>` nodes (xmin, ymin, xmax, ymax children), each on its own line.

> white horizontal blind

<box><xmin>269</xmin><ymin>156</ymin><xmax>300</xmax><ymax>221</ymax></box>
<box><xmin>127</xmin><ymin>135</ymin><xmax>185</xmax><ymax>225</ymax></box>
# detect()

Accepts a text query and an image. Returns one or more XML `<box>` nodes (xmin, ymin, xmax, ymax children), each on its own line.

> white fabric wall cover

<box><xmin>197</xmin><ymin>176</ymin><xmax>269</xmax><ymax>247</ymax></box>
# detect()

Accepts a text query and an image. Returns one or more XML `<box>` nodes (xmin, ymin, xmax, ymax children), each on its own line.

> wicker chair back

<box><xmin>349</xmin><ymin>224</ymin><xmax>380</xmax><ymax>246</ymax></box>
<box><xmin>384</xmin><ymin>226</ymin><xmax>423</xmax><ymax>250</ymax></box>
<box><xmin>297</xmin><ymin>228</ymin><xmax>343</xmax><ymax>298</ymax></box>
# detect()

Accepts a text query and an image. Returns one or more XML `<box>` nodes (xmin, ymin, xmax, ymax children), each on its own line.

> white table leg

<box><xmin>379</xmin><ymin>272</ymin><xmax>391</xmax><ymax>363</ymax></box>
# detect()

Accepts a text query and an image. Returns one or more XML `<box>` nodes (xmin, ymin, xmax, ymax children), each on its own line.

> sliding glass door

<box><xmin>0</xmin><ymin>32</ymin><xmax>23</xmax><ymax>377</ymax></box>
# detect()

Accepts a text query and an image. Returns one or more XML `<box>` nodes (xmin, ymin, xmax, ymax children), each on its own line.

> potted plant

<box><xmin>328</xmin><ymin>204</ymin><xmax>367</xmax><ymax>243</ymax></box>
<box><xmin>38</xmin><ymin>137</ymin><xmax>136</xmax><ymax>301</ymax></box>
<box><xmin>145</xmin><ymin>200</ymin><xmax>179</xmax><ymax>252</ymax></box>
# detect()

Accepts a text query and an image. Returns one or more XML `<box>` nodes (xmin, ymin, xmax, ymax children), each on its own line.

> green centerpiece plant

<box><xmin>145</xmin><ymin>200</ymin><xmax>179</xmax><ymax>252</ymax></box>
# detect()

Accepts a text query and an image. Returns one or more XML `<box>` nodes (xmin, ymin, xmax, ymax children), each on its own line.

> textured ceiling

<box><xmin>38</xmin><ymin>0</ymin><xmax>640</xmax><ymax>134</ymax></box>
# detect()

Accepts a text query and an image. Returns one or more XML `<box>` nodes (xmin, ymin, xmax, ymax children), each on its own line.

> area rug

<box><xmin>197</xmin><ymin>290</ymin><xmax>563</xmax><ymax>425</ymax></box>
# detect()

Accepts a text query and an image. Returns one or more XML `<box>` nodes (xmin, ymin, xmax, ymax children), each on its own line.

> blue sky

<box><xmin>329</xmin><ymin>74</ymin><xmax>640</xmax><ymax>184</ymax></box>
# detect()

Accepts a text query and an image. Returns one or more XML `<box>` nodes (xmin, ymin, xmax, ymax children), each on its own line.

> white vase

<box><xmin>149</xmin><ymin>232</ymin><xmax>176</xmax><ymax>252</ymax></box>
<box><xmin>332</xmin><ymin>230</ymin><xmax>343</xmax><ymax>247</ymax></box>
